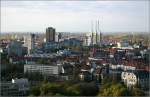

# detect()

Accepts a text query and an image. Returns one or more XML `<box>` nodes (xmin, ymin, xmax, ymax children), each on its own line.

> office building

<box><xmin>46</xmin><ymin>27</ymin><xmax>56</xmax><ymax>42</ymax></box>
<box><xmin>92</xmin><ymin>32</ymin><xmax>97</xmax><ymax>45</ymax></box>
<box><xmin>55</xmin><ymin>33</ymin><xmax>62</xmax><ymax>42</ymax></box>
<box><xmin>23</xmin><ymin>34</ymin><xmax>36</xmax><ymax>54</ymax></box>
<box><xmin>83</xmin><ymin>33</ymin><xmax>92</xmax><ymax>46</ymax></box>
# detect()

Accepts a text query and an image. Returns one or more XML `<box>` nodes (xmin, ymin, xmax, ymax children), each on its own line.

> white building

<box><xmin>121</xmin><ymin>70</ymin><xmax>149</xmax><ymax>89</ymax></box>
<box><xmin>55</xmin><ymin>32</ymin><xmax>61</xmax><ymax>42</ymax></box>
<box><xmin>24</xmin><ymin>64</ymin><xmax>61</xmax><ymax>75</ymax></box>
<box><xmin>121</xmin><ymin>71</ymin><xmax>137</xmax><ymax>88</ymax></box>
<box><xmin>110</xmin><ymin>64</ymin><xmax>136</xmax><ymax>71</ymax></box>
<box><xmin>84</xmin><ymin>33</ymin><xmax>92</xmax><ymax>46</ymax></box>
<box><xmin>23</xmin><ymin>34</ymin><xmax>35</xmax><ymax>54</ymax></box>
<box><xmin>117</xmin><ymin>42</ymin><xmax>133</xmax><ymax>50</ymax></box>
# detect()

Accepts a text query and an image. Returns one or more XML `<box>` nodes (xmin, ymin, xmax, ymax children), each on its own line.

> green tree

<box><xmin>79</xmin><ymin>82</ymin><xmax>99</xmax><ymax>96</ymax></box>
<box><xmin>99</xmin><ymin>83</ymin><xmax>129</xmax><ymax>96</ymax></box>
<box><xmin>37</xmin><ymin>59</ymin><xmax>49</xmax><ymax>64</ymax></box>
<box><xmin>31</xmin><ymin>86</ymin><xmax>41</xmax><ymax>96</ymax></box>
<box><xmin>40</xmin><ymin>83</ymin><xmax>62</xmax><ymax>96</ymax></box>
<box><xmin>131</xmin><ymin>87</ymin><xmax>145</xmax><ymax>96</ymax></box>
<box><xmin>30</xmin><ymin>82</ymin><xmax>100</xmax><ymax>96</ymax></box>
<box><xmin>66</xmin><ymin>84</ymin><xmax>80</xmax><ymax>96</ymax></box>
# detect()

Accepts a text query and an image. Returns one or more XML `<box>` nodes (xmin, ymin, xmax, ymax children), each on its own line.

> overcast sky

<box><xmin>1</xmin><ymin>1</ymin><xmax>149</xmax><ymax>33</ymax></box>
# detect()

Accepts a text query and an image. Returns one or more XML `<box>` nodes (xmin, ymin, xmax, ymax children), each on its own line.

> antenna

<box><xmin>98</xmin><ymin>19</ymin><xmax>100</xmax><ymax>42</ymax></box>
<box><xmin>131</xmin><ymin>32</ymin><xmax>134</xmax><ymax>43</ymax></box>
<box><xmin>91</xmin><ymin>20</ymin><xmax>93</xmax><ymax>45</ymax></box>
<box><xmin>96</xmin><ymin>20</ymin><xmax>98</xmax><ymax>44</ymax></box>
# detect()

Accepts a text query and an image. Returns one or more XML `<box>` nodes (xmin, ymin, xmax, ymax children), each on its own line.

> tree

<box><xmin>1</xmin><ymin>52</ymin><xmax>9</xmax><ymax>64</ymax></box>
<box><xmin>99</xmin><ymin>83</ymin><xmax>130</xmax><ymax>96</ymax></box>
<box><xmin>37</xmin><ymin>59</ymin><xmax>48</xmax><ymax>64</ymax></box>
<box><xmin>111</xmin><ymin>84</ymin><xmax>129</xmax><ymax>96</ymax></box>
<box><xmin>40</xmin><ymin>83</ymin><xmax>51</xmax><ymax>95</ymax></box>
<box><xmin>131</xmin><ymin>87</ymin><xmax>145</xmax><ymax>96</ymax></box>
<box><xmin>24</xmin><ymin>71</ymin><xmax>44</xmax><ymax>81</ymax></box>
<box><xmin>30</xmin><ymin>82</ymin><xmax>100</xmax><ymax>96</ymax></box>
<box><xmin>40</xmin><ymin>83</ymin><xmax>62</xmax><ymax>96</ymax></box>
<box><xmin>31</xmin><ymin>86</ymin><xmax>41</xmax><ymax>96</ymax></box>
<box><xmin>66</xmin><ymin>84</ymin><xmax>80</xmax><ymax>96</ymax></box>
<box><xmin>79</xmin><ymin>82</ymin><xmax>99</xmax><ymax>96</ymax></box>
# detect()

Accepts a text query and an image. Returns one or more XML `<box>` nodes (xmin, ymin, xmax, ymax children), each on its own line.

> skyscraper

<box><xmin>46</xmin><ymin>27</ymin><xmax>56</xmax><ymax>42</ymax></box>
<box><xmin>83</xmin><ymin>33</ymin><xmax>92</xmax><ymax>46</ymax></box>
<box><xmin>23</xmin><ymin>34</ymin><xmax>35</xmax><ymax>54</ymax></box>
<box><xmin>58</xmin><ymin>33</ymin><xmax>62</xmax><ymax>42</ymax></box>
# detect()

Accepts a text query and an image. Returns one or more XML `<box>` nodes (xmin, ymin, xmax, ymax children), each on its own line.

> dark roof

<box><xmin>135</xmin><ymin>70</ymin><xmax>149</xmax><ymax>79</ymax></box>
<box><xmin>95</xmin><ymin>68</ymin><xmax>102</xmax><ymax>74</ymax></box>
<box><xmin>125</xmin><ymin>70</ymin><xmax>149</xmax><ymax>79</ymax></box>
<box><xmin>81</xmin><ymin>65</ymin><xmax>91</xmax><ymax>70</ymax></box>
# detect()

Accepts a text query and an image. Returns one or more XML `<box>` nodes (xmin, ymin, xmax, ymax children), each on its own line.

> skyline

<box><xmin>1</xmin><ymin>1</ymin><xmax>150</xmax><ymax>33</ymax></box>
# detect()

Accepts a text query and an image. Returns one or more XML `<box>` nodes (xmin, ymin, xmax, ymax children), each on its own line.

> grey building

<box><xmin>1</xmin><ymin>78</ymin><xmax>29</xmax><ymax>96</ymax></box>
<box><xmin>7</xmin><ymin>40</ymin><xmax>25</xmax><ymax>57</ymax></box>
<box><xmin>24</xmin><ymin>63</ymin><xmax>61</xmax><ymax>75</ymax></box>
<box><xmin>23</xmin><ymin>34</ymin><xmax>36</xmax><ymax>54</ymax></box>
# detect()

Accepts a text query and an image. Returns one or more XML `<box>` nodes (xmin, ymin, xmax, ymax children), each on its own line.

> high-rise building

<box><xmin>54</xmin><ymin>33</ymin><xmax>62</xmax><ymax>42</ymax></box>
<box><xmin>83</xmin><ymin>33</ymin><xmax>92</xmax><ymax>46</ymax></box>
<box><xmin>58</xmin><ymin>33</ymin><xmax>62</xmax><ymax>42</ymax></box>
<box><xmin>46</xmin><ymin>27</ymin><xmax>56</xmax><ymax>42</ymax></box>
<box><xmin>92</xmin><ymin>32</ymin><xmax>97</xmax><ymax>45</ymax></box>
<box><xmin>31</xmin><ymin>34</ymin><xmax>35</xmax><ymax>50</ymax></box>
<box><xmin>23</xmin><ymin>34</ymin><xmax>35</xmax><ymax>54</ymax></box>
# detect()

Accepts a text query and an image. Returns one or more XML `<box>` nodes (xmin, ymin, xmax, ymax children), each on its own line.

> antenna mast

<box><xmin>91</xmin><ymin>20</ymin><xmax>94</xmax><ymax>45</ymax></box>
<box><xmin>96</xmin><ymin>20</ymin><xmax>98</xmax><ymax>44</ymax></box>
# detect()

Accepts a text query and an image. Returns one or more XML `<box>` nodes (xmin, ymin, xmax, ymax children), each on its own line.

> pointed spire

<box><xmin>95</xmin><ymin>20</ymin><xmax>97</xmax><ymax>34</ymax></box>
<box><xmin>98</xmin><ymin>19</ymin><xmax>100</xmax><ymax>33</ymax></box>
<box><xmin>98</xmin><ymin>19</ymin><xmax>102</xmax><ymax>45</ymax></box>
<box><xmin>91</xmin><ymin>20</ymin><xmax>93</xmax><ymax>33</ymax></box>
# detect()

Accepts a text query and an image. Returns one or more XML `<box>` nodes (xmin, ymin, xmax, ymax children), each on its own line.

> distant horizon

<box><xmin>1</xmin><ymin>1</ymin><xmax>149</xmax><ymax>32</ymax></box>
<box><xmin>1</xmin><ymin>31</ymin><xmax>149</xmax><ymax>34</ymax></box>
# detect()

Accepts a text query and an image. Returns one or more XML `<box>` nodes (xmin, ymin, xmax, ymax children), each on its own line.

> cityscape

<box><xmin>0</xmin><ymin>1</ymin><xmax>150</xmax><ymax>97</ymax></box>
